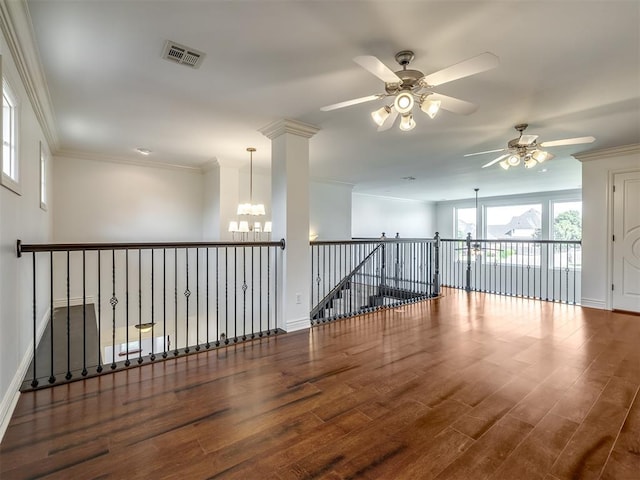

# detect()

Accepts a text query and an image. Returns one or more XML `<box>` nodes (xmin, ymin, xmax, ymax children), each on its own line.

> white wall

<box><xmin>310</xmin><ymin>181</ymin><xmax>352</xmax><ymax>240</ymax></box>
<box><xmin>352</xmin><ymin>193</ymin><xmax>435</xmax><ymax>239</ymax></box>
<box><xmin>53</xmin><ymin>156</ymin><xmax>204</xmax><ymax>242</ymax></box>
<box><xmin>0</xmin><ymin>46</ymin><xmax>53</xmax><ymax>438</ymax></box>
<box><xmin>578</xmin><ymin>144</ymin><xmax>640</xmax><ymax>309</ymax></box>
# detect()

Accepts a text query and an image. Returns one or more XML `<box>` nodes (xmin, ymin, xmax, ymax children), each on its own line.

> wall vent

<box><xmin>161</xmin><ymin>40</ymin><xmax>205</xmax><ymax>69</ymax></box>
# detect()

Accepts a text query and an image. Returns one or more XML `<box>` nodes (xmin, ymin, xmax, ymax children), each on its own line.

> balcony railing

<box><xmin>310</xmin><ymin>236</ymin><xmax>440</xmax><ymax>323</ymax></box>
<box><xmin>440</xmin><ymin>235</ymin><xmax>581</xmax><ymax>304</ymax></box>
<box><xmin>16</xmin><ymin>239</ymin><xmax>285</xmax><ymax>390</ymax></box>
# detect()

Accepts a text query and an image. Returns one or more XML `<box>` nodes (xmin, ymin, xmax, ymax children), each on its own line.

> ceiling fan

<box><xmin>320</xmin><ymin>50</ymin><xmax>499</xmax><ymax>132</ymax></box>
<box><xmin>465</xmin><ymin>123</ymin><xmax>596</xmax><ymax>170</ymax></box>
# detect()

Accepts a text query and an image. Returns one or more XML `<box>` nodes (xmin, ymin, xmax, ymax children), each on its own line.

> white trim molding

<box><xmin>580</xmin><ymin>298</ymin><xmax>607</xmax><ymax>310</ymax></box>
<box><xmin>53</xmin><ymin>296</ymin><xmax>96</xmax><ymax>309</ymax></box>
<box><xmin>259</xmin><ymin>118</ymin><xmax>320</xmax><ymax>140</ymax></box>
<box><xmin>574</xmin><ymin>144</ymin><xmax>640</xmax><ymax>162</ymax></box>
<box><xmin>285</xmin><ymin>316</ymin><xmax>310</xmax><ymax>333</ymax></box>
<box><xmin>55</xmin><ymin>149</ymin><xmax>203</xmax><ymax>173</ymax></box>
<box><xmin>0</xmin><ymin>307</ymin><xmax>50</xmax><ymax>443</ymax></box>
<box><xmin>0</xmin><ymin>0</ymin><xmax>59</xmax><ymax>152</ymax></box>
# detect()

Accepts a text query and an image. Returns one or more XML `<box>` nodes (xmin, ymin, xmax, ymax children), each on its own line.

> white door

<box><xmin>612</xmin><ymin>171</ymin><xmax>640</xmax><ymax>312</ymax></box>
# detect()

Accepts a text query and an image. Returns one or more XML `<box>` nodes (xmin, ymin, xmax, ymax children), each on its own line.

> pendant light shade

<box><xmin>229</xmin><ymin>147</ymin><xmax>271</xmax><ymax>239</ymax></box>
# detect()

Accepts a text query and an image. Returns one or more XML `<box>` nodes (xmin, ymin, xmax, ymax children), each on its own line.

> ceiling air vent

<box><xmin>161</xmin><ymin>40</ymin><xmax>205</xmax><ymax>69</ymax></box>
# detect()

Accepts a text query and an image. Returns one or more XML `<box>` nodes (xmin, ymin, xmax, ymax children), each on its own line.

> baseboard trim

<box><xmin>53</xmin><ymin>296</ymin><xmax>96</xmax><ymax>308</ymax></box>
<box><xmin>0</xmin><ymin>307</ymin><xmax>50</xmax><ymax>443</ymax></box>
<box><xmin>581</xmin><ymin>298</ymin><xmax>607</xmax><ymax>310</ymax></box>
<box><xmin>285</xmin><ymin>316</ymin><xmax>310</xmax><ymax>333</ymax></box>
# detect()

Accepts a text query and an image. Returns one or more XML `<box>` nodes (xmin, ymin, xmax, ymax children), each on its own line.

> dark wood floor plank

<box><xmin>1</xmin><ymin>288</ymin><xmax>639</xmax><ymax>479</ymax></box>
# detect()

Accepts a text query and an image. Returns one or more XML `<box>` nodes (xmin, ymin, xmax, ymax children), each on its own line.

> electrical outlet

<box><xmin>296</xmin><ymin>293</ymin><xmax>301</xmax><ymax>304</ymax></box>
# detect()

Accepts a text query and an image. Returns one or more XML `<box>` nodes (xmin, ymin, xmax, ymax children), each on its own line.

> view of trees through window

<box><xmin>553</xmin><ymin>201</ymin><xmax>582</xmax><ymax>240</ymax></box>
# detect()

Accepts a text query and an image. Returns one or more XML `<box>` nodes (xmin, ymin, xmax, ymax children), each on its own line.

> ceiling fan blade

<box><xmin>519</xmin><ymin>134</ymin><xmax>538</xmax><ymax>145</ymax></box>
<box><xmin>464</xmin><ymin>148</ymin><xmax>506</xmax><ymax>157</ymax></box>
<box><xmin>378</xmin><ymin>107</ymin><xmax>398</xmax><ymax>132</ymax></box>
<box><xmin>320</xmin><ymin>94</ymin><xmax>382</xmax><ymax>112</ymax></box>
<box><xmin>539</xmin><ymin>136</ymin><xmax>596</xmax><ymax>147</ymax></box>
<box><xmin>428</xmin><ymin>93</ymin><xmax>478</xmax><ymax>115</ymax></box>
<box><xmin>422</xmin><ymin>52</ymin><xmax>499</xmax><ymax>87</ymax></box>
<box><xmin>482</xmin><ymin>154</ymin><xmax>510</xmax><ymax>168</ymax></box>
<box><xmin>354</xmin><ymin>56</ymin><xmax>402</xmax><ymax>84</ymax></box>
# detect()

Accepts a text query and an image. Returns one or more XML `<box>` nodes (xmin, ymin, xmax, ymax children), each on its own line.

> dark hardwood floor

<box><xmin>1</xmin><ymin>288</ymin><xmax>639</xmax><ymax>479</ymax></box>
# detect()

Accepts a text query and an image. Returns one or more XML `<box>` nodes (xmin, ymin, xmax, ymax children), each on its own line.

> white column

<box><xmin>219</xmin><ymin>161</ymin><xmax>242</xmax><ymax>242</ymax></box>
<box><xmin>202</xmin><ymin>159</ymin><xmax>220</xmax><ymax>240</ymax></box>
<box><xmin>260</xmin><ymin>119</ymin><xmax>320</xmax><ymax>332</ymax></box>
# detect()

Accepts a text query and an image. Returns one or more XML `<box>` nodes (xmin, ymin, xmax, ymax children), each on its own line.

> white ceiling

<box><xmin>26</xmin><ymin>1</ymin><xmax>640</xmax><ymax>201</ymax></box>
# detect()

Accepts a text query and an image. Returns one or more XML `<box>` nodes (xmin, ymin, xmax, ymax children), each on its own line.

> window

<box><xmin>456</xmin><ymin>207</ymin><xmax>476</xmax><ymax>238</ymax></box>
<box><xmin>1</xmin><ymin>72</ymin><xmax>20</xmax><ymax>194</ymax></box>
<box><xmin>552</xmin><ymin>201</ymin><xmax>582</xmax><ymax>240</ymax></box>
<box><xmin>486</xmin><ymin>204</ymin><xmax>542</xmax><ymax>239</ymax></box>
<box><xmin>40</xmin><ymin>141</ymin><xmax>47</xmax><ymax>210</ymax></box>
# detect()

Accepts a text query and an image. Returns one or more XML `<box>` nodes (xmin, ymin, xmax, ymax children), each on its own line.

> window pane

<box><xmin>3</xmin><ymin>89</ymin><xmax>15</xmax><ymax>179</ymax></box>
<box><xmin>486</xmin><ymin>204</ymin><xmax>542</xmax><ymax>239</ymax></box>
<box><xmin>553</xmin><ymin>201</ymin><xmax>582</xmax><ymax>240</ymax></box>
<box><xmin>456</xmin><ymin>207</ymin><xmax>476</xmax><ymax>238</ymax></box>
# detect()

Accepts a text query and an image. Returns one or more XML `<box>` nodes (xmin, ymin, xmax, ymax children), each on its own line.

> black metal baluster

<box><xmin>111</xmin><ymin>250</ymin><xmax>117</xmax><ymax>370</ymax></box>
<box><xmin>206</xmin><ymin>248</ymin><xmax>210</xmax><ymax>349</ymax></box>
<box><xmin>125</xmin><ymin>249</ymin><xmax>130</xmax><ymax>367</ymax></box>
<box><xmin>163</xmin><ymin>249</ymin><xmax>167</xmax><ymax>358</ymax></box>
<box><xmin>274</xmin><ymin>245</ymin><xmax>279</xmax><ymax>333</ymax></box>
<box><xmin>97</xmin><ymin>251</ymin><xmax>103</xmax><ymax>373</ymax></box>
<box><xmin>225</xmin><ymin>247</ymin><xmax>229</xmax><ymax>344</ymax></box>
<box><xmin>82</xmin><ymin>250</ymin><xmax>87</xmax><ymax>376</ymax></box>
<box><xmin>260</xmin><ymin>246</ymin><xmax>264</xmax><ymax>332</ymax></box>
<box><xmin>216</xmin><ymin>248</ymin><xmax>220</xmax><ymax>346</ymax></box>
<box><xmin>31</xmin><ymin>253</ymin><xmax>38</xmax><ymax>388</ymax></box>
<box><xmin>150</xmin><ymin>250</ymin><xmax>155</xmax><ymax>361</ymax></box>
<box><xmin>242</xmin><ymin>247</ymin><xmax>247</xmax><ymax>341</ymax></box>
<box><xmin>572</xmin><ymin>243</ymin><xmax>582</xmax><ymax>305</ymax></box>
<box><xmin>66</xmin><ymin>251</ymin><xmax>71</xmax><ymax>380</ymax></box>
<box><xmin>185</xmin><ymin>248</ymin><xmax>190</xmax><ymax>353</ymax></box>
<box><xmin>267</xmin><ymin>247</ymin><xmax>270</xmax><ymax>334</ymax></box>
<box><xmin>137</xmin><ymin>249</ymin><xmax>143</xmax><ymax>364</ymax></box>
<box><xmin>234</xmin><ymin>247</ymin><xmax>238</xmax><ymax>343</ymax></box>
<box><xmin>49</xmin><ymin>251</ymin><xmax>55</xmax><ymax>384</ymax></box>
<box><xmin>196</xmin><ymin>248</ymin><xmax>200</xmax><ymax>351</ymax></box>
<box><xmin>251</xmin><ymin>246</ymin><xmax>255</xmax><ymax>339</ymax></box>
<box><xmin>174</xmin><ymin>248</ymin><xmax>178</xmax><ymax>356</ymax></box>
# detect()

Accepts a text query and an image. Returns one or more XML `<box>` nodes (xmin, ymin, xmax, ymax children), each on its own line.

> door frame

<box><xmin>607</xmin><ymin>168</ymin><xmax>640</xmax><ymax>310</ymax></box>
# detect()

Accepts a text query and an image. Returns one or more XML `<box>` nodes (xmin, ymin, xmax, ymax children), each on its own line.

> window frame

<box><xmin>39</xmin><ymin>140</ymin><xmax>48</xmax><ymax>210</ymax></box>
<box><xmin>1</xmin><ymin>62</ymin><xmax>22</xmax><ymax>196</ymax></box>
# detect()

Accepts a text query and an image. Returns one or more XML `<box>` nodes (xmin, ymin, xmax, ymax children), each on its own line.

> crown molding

<box><xmin>573</xmin><ymin>143</ymin><xmax>640</xmax><ymax>162</ymax></box>
<box><xmin>201</xmin><ymin>158</ymin><xmax>220</xmax><ymax>172</ymax></box>
<box><xmin>55</xmin><ymin>149</ymin><xmax>203</xmax><ymax>173</ymax></box>
<box><xmin>310</xmin><ymin>177</ymin><xmax>355</xmax><ymax>188</ymax></box>
<box><xmin>0</xmin><ymin>0</ymin><xmax>59</xmax><ymax>151</ymax></box>
<box><xmin>259</xmin><ymin>118</ymin><xmax>320</xmax><ymax>140</ymax></box>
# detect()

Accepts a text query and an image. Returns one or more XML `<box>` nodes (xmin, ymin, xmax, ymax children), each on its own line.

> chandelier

<box><xmin>228</xmin><ymin>147</ymin><xmax>271</xmax><ymax>240</ymax></box>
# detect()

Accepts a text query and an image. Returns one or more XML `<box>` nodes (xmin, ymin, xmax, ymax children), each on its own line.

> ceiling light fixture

<box><xmin>420</xmin><ymin>98</ymin><xmax>441</xmax><ymax>119</ymax></box>
<box><xmin>229</xmin><ymin>148</ymin><xmax>271</xmax><ymax>240</ymax></box>
<box><xmin>399</xmin><ymin>113</ymin><xmax>416</xmax><ymax>131</ymax></box>
<box><xmin>134</xmin><ymin>322</ymin><xmax>155</xmax><ymax>333</ymax></box>
<box><xmin>394</xmin><ymin>91</ymin><xmax>414</xmax><ymax>114</ymax></box>
<box><xmin>136</xmin><ymin>148</ymin><xmax>151</xmax><ymax>156</ymax></box>
<box><xmin>371</xmin><ymin>105</ymin><xmax>391</xmax><ymax>126</ymax></box>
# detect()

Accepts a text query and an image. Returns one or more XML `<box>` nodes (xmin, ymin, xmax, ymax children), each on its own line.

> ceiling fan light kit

<box><xmin>399</xmin><ymin>114</ymin><xmax>416</xmax><ymax>131</ymax></box>
<box><xmin>321</xmin><ymin>50</ymin><xmax>500</xmax><ymax>131</ymax></box>
<box><xmin>371</xmin><ymin>105</ymin><xmax>391</xmax><ymax>126</ymax></box>
<box><xmin>467</xmin><ymin>123</ymin><xmax>595</xmax><ymax>170</ymax></box>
